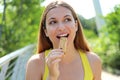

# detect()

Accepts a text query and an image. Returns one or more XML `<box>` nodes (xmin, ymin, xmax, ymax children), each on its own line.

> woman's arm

<box><xmin>26</xmin><ymin>54</ymin><xmax>44</xmax><ymax>80</ymax></box>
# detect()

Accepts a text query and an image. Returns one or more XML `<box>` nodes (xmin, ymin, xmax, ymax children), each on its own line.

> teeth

<box><xmin>58</xmin><ymin>34</ymin><xmax>68</xmax><ymax>37</ymax></box>
<box><xmin>56</xmin><ymin>33</ymin><xmax>69</xmax><ymax>39</ymax></box>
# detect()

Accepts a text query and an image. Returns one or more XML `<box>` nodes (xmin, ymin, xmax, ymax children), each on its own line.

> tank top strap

<box><xmin>79</xmin><ymin>50</ymin><xmax>93</xmax><ymax>80</ymax></box>
<box><xmin>43</xmin><ymin>50</ymin><xmax>50</xmax><ymax>80</ymax></box>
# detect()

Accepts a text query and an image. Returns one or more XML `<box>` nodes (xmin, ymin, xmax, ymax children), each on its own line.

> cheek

<box><xmin>46</xmin><ymin>28</ymin><xmax>56</xmax><ymax>41</ymax></box>
<box><xmin>68</xmin><ymin>24</ymin><xmax>77</xmax><ymax>39</ymax></box>
<box><xmin>68</xmin><ymin>23</ymin><xmax>77</xmax><ymax>32</ymax></box>
<box><xmin>47</xmin><ymin>28</ymin><xmax>56</xmax><ymax>36</ymax></box>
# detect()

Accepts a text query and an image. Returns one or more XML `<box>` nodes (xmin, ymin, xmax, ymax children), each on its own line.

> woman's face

<box><xmin>45</xmin><ymin>6</ymin><xmax>78</xmax><ymax>48</ymax></box>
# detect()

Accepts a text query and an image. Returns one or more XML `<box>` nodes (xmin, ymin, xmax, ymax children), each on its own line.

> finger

<box><xmin>47</xmin><ymin>49</ymin><xmax>64</xmax><ymax>58</ymax></box>
<box><xmin>51</xmin><ymin>59</ymin><xmax>61</xmax><ymax>64</ymax></box>
<box><xmin>51</xmin><ymin>51</ymin><xmax>64</xmax><ymax>56</ymax></box>
<box><xmin>46</xmin><ymin>54</ymin><xmax>62</xmax><ymax>64</ymax></box>
<box><xmin>50</xmin><ymin>49</ymin><xmax>64</xmax><ymax>53</ymax></box>
<box><xmin>46</xmin><ymin>51</ymin><xmax>64</xmax><ymax>59</ymax></box>
<box><xmin>46</xmin><ymin>51</ymin><xmax>58</xmax><ymax>58</ymax></box>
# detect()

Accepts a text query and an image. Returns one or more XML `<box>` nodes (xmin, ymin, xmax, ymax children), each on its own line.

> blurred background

<box><xmin>0</xmin><ymin>0</ymin><xmax>120</xmax><ymax>79</ymax></box>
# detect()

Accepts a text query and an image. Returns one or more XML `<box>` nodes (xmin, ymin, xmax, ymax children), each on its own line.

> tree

<box><xmin>78</xmin><ymin>14</ymin><xmax>98</xmax><ymax>35</ymax></box>
<box><xmin>101</xmin><ymin>4</ymin><xmax>120</xmax><ymax>72</ymax></box>
<box><xmin>0</xmin><ymin>0</ymin><xmax>45</xmax><ymax>57</ymax></box>
<box><xmin>104</xmin><ymin>5</ymin><xmax>120</xmax><ymax>50</ymax></box>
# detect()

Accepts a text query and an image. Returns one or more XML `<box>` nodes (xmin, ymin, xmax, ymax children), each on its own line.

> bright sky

<box><xmin>42</xmin><ymin>0</ymin><xmax>120</xmax><ymax>19</ymax></box>
<box><xmin>0</xmin><ymin>0</ymin><xmax>120</xmax><ymax>19</ymax></box>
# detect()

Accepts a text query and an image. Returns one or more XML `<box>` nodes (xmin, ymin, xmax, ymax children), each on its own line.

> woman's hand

<box><xmin>46</xmin><ymin>49</ymin><xmax>64</xmax><ymax>79</ymax></box>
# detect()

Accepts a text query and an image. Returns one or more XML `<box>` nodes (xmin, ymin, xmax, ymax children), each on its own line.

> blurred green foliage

<box><xmin>0</xmin><ymin>0</ymin><xmax>45</xmax><ymax>57</ymax></box>
<box><xmin>84</xmin><ymin>4</ymin><xmax>120</xmax><ymax>74</ymax></box>
<box><xmin>101</xmin><ymin>5</ymin><xmax>120</xmax><ymax>74</ymax></box>
<box><xmin>79</xmin><ymin>15</ymin><xmax>98</xmax><ymax>35</ymax></box>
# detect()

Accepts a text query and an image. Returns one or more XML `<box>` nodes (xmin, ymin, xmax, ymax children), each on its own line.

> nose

<box><xmin>57</xmin><ymin>22</ymin><xmax>65</xmax><ymax>31</ymax></box>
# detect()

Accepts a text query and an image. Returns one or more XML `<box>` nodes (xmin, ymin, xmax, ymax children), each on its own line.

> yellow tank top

<box><xmin>43</xmin><ymin>50</ymin><xmax>93</xmax><ymax>80</ymax></box>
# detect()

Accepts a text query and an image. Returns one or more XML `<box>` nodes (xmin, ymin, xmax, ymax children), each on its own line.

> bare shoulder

<box><xmin>86</xmin><ymin>52</ymin><xmax>102</xmax><ymax>80</ymax></box>
<box><xmin>26</xmin><ymin>52</ymin><xmax>45</xmax><ymax>80</ymax></box>
<box><xmin>86</xmin><ymin>52</ymin><xmax>101</xmax><ymax>64</ymax></box>
<box><xmin>27</xmin><ymin>52</ymin><xmax>44</xmax><ymax>65</ymax></box>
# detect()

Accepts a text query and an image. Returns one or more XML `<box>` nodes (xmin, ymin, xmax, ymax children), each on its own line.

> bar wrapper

<box><xmin>59</xmin><ymin>37</ymin><xmax>67</xmax><ymax>53</ymax></box>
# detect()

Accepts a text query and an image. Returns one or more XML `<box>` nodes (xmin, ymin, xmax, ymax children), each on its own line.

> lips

<box><xmin>56</xmin><ymin>33</ymin><xmax>69</xmax><ymax>39</ymax></box>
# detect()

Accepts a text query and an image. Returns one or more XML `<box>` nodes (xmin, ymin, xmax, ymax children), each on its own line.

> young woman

<box><xmin>26</xmin><ymin>1</ymin><xmax>102</xmax><ymax>80</ymax></box>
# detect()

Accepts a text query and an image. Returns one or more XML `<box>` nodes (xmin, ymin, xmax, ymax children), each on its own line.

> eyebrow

<box><xmin>47</xmin><ymin>14</ymin><xmax>72</xmax><ymax>21</ymax></box>
<box><xmin>47</xmin><ymin>17</ymin><xmax>55</xmax><ymax>22</ymax></box>
<box><xmin>64</xmin><ymin>14</ymin><xmax>71</xmax><ymax>18</ymax></box>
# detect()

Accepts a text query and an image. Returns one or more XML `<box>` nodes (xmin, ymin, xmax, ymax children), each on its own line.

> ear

<box><xmin>75</xmin><ymin>20</ymin><xmax>78</xmax><ymax>32</ymax></box>
<box><xmin>44</xmin><ymin>29</ymin><xmax>49</xmax><ymax>37</ymax></box>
